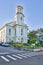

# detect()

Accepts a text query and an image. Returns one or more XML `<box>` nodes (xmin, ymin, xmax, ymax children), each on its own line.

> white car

<box><xmin>2</xmin><ymin>43</ymin><xmax>10</xmax><ymax>47</ymax></box>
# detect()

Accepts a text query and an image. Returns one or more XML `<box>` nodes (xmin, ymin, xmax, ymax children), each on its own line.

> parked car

<box><xmin>2</xmin><ymin>43</ymin><xmax>10</xmax><ymax>47</ymax></box>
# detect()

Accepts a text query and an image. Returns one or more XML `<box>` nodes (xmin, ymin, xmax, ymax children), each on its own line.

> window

<box><xmin>20</xmin><ymin>17</ymin><xmax>22</xmax><ymax>20</ymax></box>
<box><xmin>9</xmin><ymin>28</ymin><xmax>11</xmax><ymax>35</ymax></box>
<box><xmin>21</xmin><ymin>38</ymin><xmax>23</xmax><ymax>43</ymax></box>
<box><xmin>21</xmin><ymin>28</ymin><xmax>23</xmax><ymax>35</ymax></box>
<box><xmin>15</xmin><ymin>28</ymin><xmax>16</xmax><ymax>36</ymax></box>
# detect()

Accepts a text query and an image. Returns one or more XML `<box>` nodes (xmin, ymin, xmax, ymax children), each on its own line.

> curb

<box><xmin>33</xmin><ymin>49</ymin><xmax>43</xmax><ymax>52</ymax></box>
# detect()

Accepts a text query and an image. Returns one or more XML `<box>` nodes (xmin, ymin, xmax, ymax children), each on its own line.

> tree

<box><xmin>39</xmin><ymin>28</ymin><xmax>43</xmax><ymax>32</ymax></box>
<box><xmin>30</xmin><ymin>38</ymin><xmax>38</xmax><ymax>44</ymax></box>
<box><xmin>28</xmin><ymin>30</ymin><xmax>37</xmax><ymax>40</ymax></box>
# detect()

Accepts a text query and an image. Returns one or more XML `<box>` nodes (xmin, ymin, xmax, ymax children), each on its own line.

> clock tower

<box><xmin>14</xmin><ymin>6</ymin><xmax>28</xmax><ymax>43</ymax></box>
<box><xmin>14</xmin><ymin>6</ymin><xmax>24</xmax><ymax>24</ymax></box>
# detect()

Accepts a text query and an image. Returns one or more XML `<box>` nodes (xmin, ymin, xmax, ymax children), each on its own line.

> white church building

<box><xmin>0</xmin><ymin>6</ymin><xmax>28</xmax><ymax>43</ymax></box>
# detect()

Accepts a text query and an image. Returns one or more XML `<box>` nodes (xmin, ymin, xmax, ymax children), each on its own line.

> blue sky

<box><xmin>0</xmin><ymin>0</ymin><xmax>43</xmax><ymax>31</ymax></box>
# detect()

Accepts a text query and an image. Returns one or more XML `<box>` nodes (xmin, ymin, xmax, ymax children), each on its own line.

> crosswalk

<box><xmin>1</xmin><ymin>56</ymin><xmax>10</xmax><ymax>62</ymax></box>
<box><xmin>17</xmin><ymin>54</ymin><xmax>27</xmax><ymax>58</ymax></box>
<box><xmin>12</xmin><ymin>54</ymin><xmax>22</xmax><ymax>59</ymax></box>
<box><xmin>0</xmin><ymin>52</ymin><xmax>43</xmax><ymax>62</ymax></box>
<box><xmin>7</xmin><ymin>55</ymin><xmax>16</xmax><ymax>60</ymax></box>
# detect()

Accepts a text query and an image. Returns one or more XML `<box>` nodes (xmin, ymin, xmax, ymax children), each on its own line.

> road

<box><xmin>0</xmin><ymin>46</ymin><xmax>24</xmax><ymax>54</ymax></box>
<box><xmin>0</xmin><ymin>46</ymin><xmax>43</xmax><ymax>65</ymax></box>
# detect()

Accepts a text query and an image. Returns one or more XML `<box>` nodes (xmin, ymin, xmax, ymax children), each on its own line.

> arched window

<box><xmin>21</xmin><ymin>28</ymin><xmax>23</xmax><ymax>35</ymax></box>
<box><xmin>15</xmin><ymin>28</ymin><xmax>16</xmax><ymax>36</ymax></box>
<box><xmin>9</xmin><ymin>28</ymin><xmax>11</xmax><ymax>35</ymax></box>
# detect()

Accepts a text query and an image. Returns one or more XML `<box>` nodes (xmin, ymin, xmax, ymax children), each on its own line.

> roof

<box><xmin>16</xmin><ymin>6</ymin><xmax>23</xmax><ymax>9</ymax></box>
<box><xmin>0</xmin><ymin>21</ymin><xmax>28</xmax><ymax>30</ymax></box>
<box><xmin>0</xmin><ymin>21</ymin><xmax>14</xmax><ymax>30</ymax></box>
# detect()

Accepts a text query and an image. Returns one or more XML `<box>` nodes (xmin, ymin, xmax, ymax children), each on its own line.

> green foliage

<box><xmin>10</xmin><ymin>42</ymin><xmax>16</xmax><ymax>47</ymax></box>
<box><xmin>23</xmin><ymin>44</ymin><xmax>30</xmax><ymax>49</ymax></box>
<box><xmin>10</xmin><ymin>42</ymin><xmax>43</xmax><ymax>49</ymax></box>
<box><xmin>10</xmin><ymin>42</ymin><xmax>23</xmax><ymax>48</ymax></box>
<box><xmin>28</xmin><ymin>30</ymin><xmax>37</xmax><ymax>39</ymax></box>
<box><xmin>39</xmin><ymin>28</ymin><xmax>43</xmax><ymax>32</ymax></box>
<box><xmin>10</xmin><ymin>42</ymin><xmax>30</xmax><ymax>49</ymax></box>
<box><xmin>28</xmin><ymin>28</ymin><xmax>43</xmax><ymax>44</ymax></box>
<box><xmin>30</xmin><ymin>38</ymin><xmax>38</xmax><ymax>44</ymax></box>
<box><xmin>23</xmin><ymin>46</ymin><xmax>29</xmax><ymax>49</ymax></box>
<box><xmin>23</xmin><ymin>44</ymin><xmax>28</xmax><ymax>46</ymax></box>
<box><xmin>16</xmin><ymin>43</ymin><xmax>23</xmax><ymax>48</ymax></box>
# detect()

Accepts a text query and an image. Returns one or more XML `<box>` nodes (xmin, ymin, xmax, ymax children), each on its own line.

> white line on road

<box><xmin>1</xmin><ymin>56</ymin><xmax>10</xmax><ymax>62</ymax></box>
<box><xmin>23</xmin><ymin>54</ymin><xmax>32</xmax><ymax>57</ymax></box>
<box><xmin>7</xmin><ymin>55</ymin><xmax>17</xmax><ymax>60</ymax></box>
<box><xmin>12</xmin><ymin>54</ymin><xmax>22</xmax><ymax>59</ymax></box>
<box><xmin>17</xmin><ymin>54</ymin><xmax>27</xmax><ymax>58</ymax></box>
<box><xmin>26</xmin><ymin>54</ymin><xmax>36</xmax><ymax>57</ymax></box>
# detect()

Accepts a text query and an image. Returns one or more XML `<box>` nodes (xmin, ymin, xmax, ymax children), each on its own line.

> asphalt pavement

<box><xmin>0</xmin><ymin>46</ymin><xmax>43</xmax><ymax>65</ymax></box>
<box><xmin>0</xmin><ymin>51</ymin><xmax>43</xmax><ymax>65</ymax></box>
<box><xmin>0</xmin><ymin>46</ymin><xmax>24</xmax><ymax>54</ymax></box>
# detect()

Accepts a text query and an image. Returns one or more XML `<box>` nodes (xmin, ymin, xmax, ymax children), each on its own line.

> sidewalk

<box><xmin>28</xmin><ymin>48</ymin><xmax>43</xmax><ymax>52</ymax></box>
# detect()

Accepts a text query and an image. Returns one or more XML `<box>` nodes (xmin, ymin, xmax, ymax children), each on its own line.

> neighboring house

<box><xmin>0</xmin><ymin>6</ymin><xmax>28</xmax><ymax>43</ymax></box>
<box><xmin>36</xmin><ymin>30</ymin><xmax>43</xmax><ymax>41</ymax></box>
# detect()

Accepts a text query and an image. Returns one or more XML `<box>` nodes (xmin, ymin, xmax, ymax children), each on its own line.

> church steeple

<box><xmin>14</xmin><ymin>5</ymin><xmax>24</xmax><ymax>24</ymax></box>
<box><xmin>16</xmin><ymin>6</ymin><xmax>23</xmax><ymax>13</ymax></box>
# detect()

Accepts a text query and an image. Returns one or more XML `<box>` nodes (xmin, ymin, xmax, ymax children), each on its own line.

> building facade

<box><xmin>36</xmin><ymin>30</ymin><xmax>43</xmax><ymax>41</ymax></box>
<box><xmin>0</xmin><ymin>6</ymin><xmax>28</xmax><ymax>43</ymax></box>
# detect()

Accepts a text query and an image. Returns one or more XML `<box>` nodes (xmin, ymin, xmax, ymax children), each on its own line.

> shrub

<box><xmin>16</xmin><ymin>43</ymin><xmax>23</xmax><ymax>48</ymax></box>
<box><xmin>10</xmin><ymin>42</ymin><xmax>23</xmax><ymax>48</ymax></box>
<box><xmin>23</xmin><ymin>43</ymin><xmax>28</xmax><ymax>46</ymax></box>
<box><xmin>23</xmin><ymin>43</ymin><xmax>30</xmax><ymax>49</ymax></box>
<box><xmin>30</xmin><ymin>38</ymin><xmax>38</xmax><ymax>44</ymax></box>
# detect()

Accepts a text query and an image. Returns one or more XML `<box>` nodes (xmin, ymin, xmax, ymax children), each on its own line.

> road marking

<box><xmin>17</xmin><ymin>54</ymin><xmax>27</xmax><ymax>58</ymax></box>
<box><xmin>22</xmin><ymin>53</ymin><xmax>36</xmax><ymax>57</ymax></box>
<box><xmin>1</xmin><ymin>56</ymin><xmax>10</xmax><ymax>62</ymax></box>
<box><xmin>7</xmin><ymin>55</ymin><xmax>16</xmax><ymax>60</ymax></box>
<box><xmin>12</xmin><ymin>54</ymin><xmax>22</xmax><ymax>59</ymax></box>
<box><xmin>23</xmin><ymin>54</ymin><xmax>32</xmax><ymax>57</ymax></box>
<box><xmin>23</xmin><ymin>52</ymin><xmax>41</xmax><ymax>57</ymax></box>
